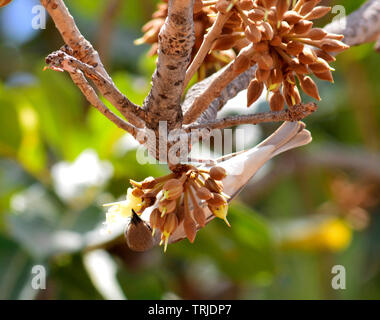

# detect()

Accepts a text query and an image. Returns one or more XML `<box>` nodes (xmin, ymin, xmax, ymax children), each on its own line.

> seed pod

<box><xmin>247</xmin><ymin>79</ymin><xmax>264</xmax><ymax>106</ymax></box>
<box><xmin>321</xmin><ymin>39</ymin><xmax>349</xmax><ymax>53</ymax></box>
<box><xmin>313</xmin><ymin>70</ymin><xmax>334</xmax><ymax>82</ymax></box>
<box><xmin>294</xmin><ymin>20</ymin><xmax>313</xmax><ymax>35</ymax></box>
<box><xmin>248</xmin><ymin>8</ymin><xmax>265</xmax><ymax>21</ymax></box>
<box><xmin>299</xmin><ymin>47</ymin><xmax>317</xmax><ymax>64</ymax></box>
<box><xmin>196</xmin><ymin>187</ymin><xmax>214</xmax><ymax>200</ymax></box>
<box><xmin>245</xmin><ymin>25</ymin><xmax>262</xmax><ymax>44</ymax></box>
<box><xmin>304</xmin><ymin>6</ymin><xmax>331</xmax><ymax>20</ymax></box>
<box><xmin>308</xmin><ymin>57</ymin><xmax>331</xmax><ymax>73</ymax></box>
<box><xmin>210</xmin><ymin>166</ymin><xmax>227</xmax><ymax>180</ymax></box>
<box><xmin>207</xmin><ymin>193</ymin><xmax>227</xmax><ymax>206</ymax></box>
<box><xmin>193</xmin><ymin>206</ymin><xmax>206</xmax><ymax>228</ymax></box>
<box><xmin>306</xmin><ymin>28</ymin><xmax>327</xmax><ymax>40</ymax></box>
<box><xmin>256</xmin><ymin>68</ymin><xmax>270</xmax><ymax>82</ymax></box>
<box><xmin>269</xmin><ymin>91</ymin><xmax>285</xmax><ymax>112</ymax></box>
<box><xmin>163</xmin><ymin>179</ymin><xmax>183</xmax><ymax>200</ymax></box>
<box><xmin>286</xmin><ymin>40</ymin><xmax>304</xmax><ymax>55</ymax></box>
<box><xmin>184</xmin><ymin>217</ymin><xmax>197</xmax><ymax>243</ymax></box>
<box><xmin>283</xmin><ymin>10</ymin><xmax>303</xmax><ymax>25</ymax></box>
<box><xmin>277</xmin><ymin>0</ymin><xmax>290</xmax><ymax>20</ymax></box>
<box><xmin>298</xmin><ymin>75</ymin><xmax>321</xmax><ymax>100</ymax></box>
<box><xmin>205</xmin><ymin>178</ymin><xmax>224</xmax><ymax>193</ymax></box>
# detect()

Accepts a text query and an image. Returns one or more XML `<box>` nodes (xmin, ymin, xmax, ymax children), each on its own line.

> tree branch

<box><xmin>143</xmin><ymin>0</ymin><xmax>195</xmax><ymax>132</ymax></box>
<box><xmin>68</xmin><ymin>70</ymin><xmax>142</xmax><ymax>140</ymax></box>
<box><xmin>45</xmin><ymin>49</ymin><xmax>145</xmax><ymax>128</ymax></box>
<box><xmin>183</xmin><ymin>44</ymin><xmax>255</xmax><ymax>124</ymax></box>
<box><xmin>41</xmin><ymin>0</ymin><xmax>145</xmax><ymax>128</ymax></box>
<box><xmin>185</xmin><ymin>102</ymin><xmax>317</xmax><ymax>130</ymax></box>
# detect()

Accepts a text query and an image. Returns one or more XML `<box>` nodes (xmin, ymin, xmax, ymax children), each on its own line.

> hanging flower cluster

<box><xmin>104</xmin><ymin>165</ymin><xmax>230</xmax><ymax>251</ymax></box>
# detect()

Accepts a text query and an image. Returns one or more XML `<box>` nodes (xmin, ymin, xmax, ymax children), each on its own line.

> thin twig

<box><xmin>183</xmin><ymin>44</ymin><xmax>255</xmax><ymax>124</ymax></box>
<box><xmin>45</xmin><ymin>50</ymin><xmax>145</xmax><ymax>128</ymax></box>
<box><xmin>185</xmin><ymin>102</ymin><xmax>317</xmax><ymax>130</ymax></box>
<box><xmin>40</xmin><ymin>0</ymin><xmax>144</xmax><ymax>128</ymax></box>
<box><xmin>184</xmin><ymin>11</ymin><xmax>232</xmax><ymax>87</ymax></box>
<box><xmin>143</xmin><ymin>0</ymin><xmax>195</xmax><ymax>132</ymax></box>
<box><xmin>68</xmin><ymin>70</ymin><xmax>142</xmax><ymax>140</ymax></box>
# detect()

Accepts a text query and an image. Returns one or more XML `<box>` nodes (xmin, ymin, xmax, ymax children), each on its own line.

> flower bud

<box><xmin>196</xmin><ymin>187</ymin><xmax>214</xmax><ymax>200</ymax></box>
<box><xmin>150</xmin><ymin>208</ymin><xmax>164</xmax><ymax>236</ymax></box>
<box><xmin>304</xmin><ymin>6</ymin><xmax>331</xmax><ymax>20</ymax></box>
<box><xmin>270</xmin><ymin>91</ymin><xmax>285</xmax><ymax>112</ymax></box>
<box><xmin>159</xmin><ymin>199</ymin><xmax>177</xmax><ymax>216</ymax></box>
<box><xmin>184</xmin><ymin>217</ymin><xmax>197</xmax><ymax>243</ymax></box>
<box><xmin>247</xmin><ymin>79</ymin><xmax>264</xmax><ymax>106</ymax></box>
<box><xmin>207</xmin><ymin>193</ymin><xmax>227</xmax><ymax>206</ymax></box>
<box><xmin>205</xmin><ymin>178</ymin><xmax>224</xmax><ymax>193</ymax></box>
<box><xmin>298</xmin><ymin>75</ymin><xmax>321</xmax><ymax>101</ymax></box>
<box><xmin>162</xmin><ymin>178</ymin><xmax>183</xmax><ymax>200</ymax></box>
<box><xmin>193</xmin><ymin>206</ymin><xmax>206</xmax><ymax>227</ymax></box>
<box><xmin>209</xmin><ymin>166</ymin><xmax>227</xmax><ymax>180</ymax></box>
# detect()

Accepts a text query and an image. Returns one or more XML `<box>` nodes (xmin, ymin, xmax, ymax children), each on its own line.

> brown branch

<box><xmin>185</xmin><ymin>102</ymin><xmax>317</xmax><ymax>130</ymax></box>
<box><xmin>183</xmin><ymin>11</ymin><xmax>232</xmax><ymax>87</ymax></box>
<box><xmin>41</xmin><ymin>0</ymin><xmax>144</xmax><ymax>128</ymax></box>
<box><xmin>45</xmin><ymin>49</ymin><xmax>145</xmax><ymax>127</ymax></box>
<box><xmin>68</xmin><ymin>71</ymin><xmax>142</xmax><ymax>140</ymax></box>
<box><xmin>143</xmin><ymin>0</ymin><xmax>195</xmax><ymax>132</ymax></box>
<box><xmin>183</xmin><ymin>44</ymin><xmax>255</xmax><ymax>124</ymax></box>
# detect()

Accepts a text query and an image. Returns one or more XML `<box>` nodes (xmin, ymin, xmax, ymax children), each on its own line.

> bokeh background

<box><xmin>0</xmin><ymin>0</ymin><xmax>379</xmax><ymax>300</ymax></box>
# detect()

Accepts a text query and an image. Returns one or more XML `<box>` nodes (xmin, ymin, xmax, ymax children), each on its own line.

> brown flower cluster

<box><xmin>139</xmin><ymin>0</ymin><xmax>348</xmax><ymax>110</ymax></box>
<box><xmin>130</xmin><ymin>165</ymin><xmax>230</xmax><ymax>251</ymax></box>
<box><xmin>136</xmin><ymin>0</ymin><xmax>236</xmax><ymax>79</ymax></box>
<box><xmin>213</xmin><ymin>0</ymin><xmax>349</xmax><ymax>111</ymax></box>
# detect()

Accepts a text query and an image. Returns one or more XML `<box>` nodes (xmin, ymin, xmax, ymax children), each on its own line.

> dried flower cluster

<box><xmin>104</xmin><ymin>165</ymin><xmax>230</xmax><ymax>251</ymax></box>
<box><xmin>140</xmin><ymin>0</ymin><xmax>349</xmax><ymax>110</ymax></box>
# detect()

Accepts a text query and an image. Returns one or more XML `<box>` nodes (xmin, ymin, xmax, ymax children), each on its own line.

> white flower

<box><xmin>102</xmin><ymin>188</ymin><xmax>143</xmax><ymax>233</ymax></box>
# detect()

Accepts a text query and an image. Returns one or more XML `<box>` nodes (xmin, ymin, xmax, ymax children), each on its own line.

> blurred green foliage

<box><xmin>0</xmin><ymin>0</ymin><xmax>379</xmax><ymax>300</ymax></box>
